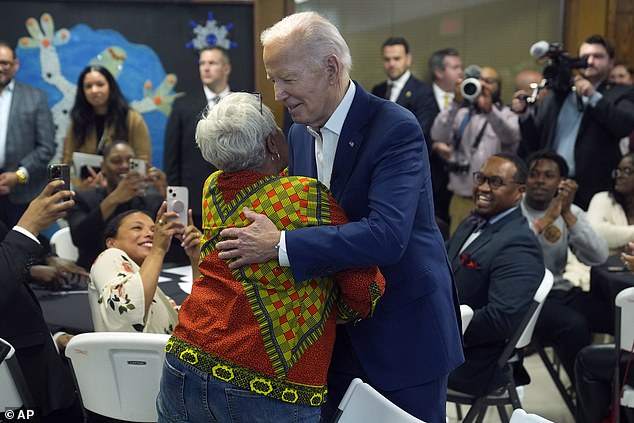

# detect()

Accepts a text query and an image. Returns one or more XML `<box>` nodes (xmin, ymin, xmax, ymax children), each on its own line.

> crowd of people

<box><xmin>1</xmin><ymin>9</ymin><xmax>634</xmax><ymax>423</ymax></box>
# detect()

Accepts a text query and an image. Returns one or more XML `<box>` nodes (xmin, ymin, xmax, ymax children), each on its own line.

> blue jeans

<box><xmin>157</xmin><ymin>354</ymin><xmax>321</xmax><ymax>423</ymax></box>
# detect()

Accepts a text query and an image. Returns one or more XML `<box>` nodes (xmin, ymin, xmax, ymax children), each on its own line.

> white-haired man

<box><xmin>215</xmin><ymin>11</ymin><xmax>463</xmax><ymax>422</ymax></box>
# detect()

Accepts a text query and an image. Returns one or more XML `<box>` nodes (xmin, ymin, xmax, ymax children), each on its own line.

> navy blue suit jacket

<box><xmin>286</xmin><ymin>81</ymin><xmax>464</xmax><ymax>390</ymax></box>
<box><xmin>446</xmin><ymin>208</ymin><xmax>544</xmax><ymax>396</ymax></box>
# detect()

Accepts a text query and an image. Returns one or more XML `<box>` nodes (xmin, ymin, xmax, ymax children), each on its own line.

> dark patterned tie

<box><xmin>465</xmin><ymin>212</ymin><xmax>488</xmax><ymax>232</ymax></box>
<box><xmin>385</xmin><ymin>82</ymin><xmax>393</xmax><ymax>100</ymax></box>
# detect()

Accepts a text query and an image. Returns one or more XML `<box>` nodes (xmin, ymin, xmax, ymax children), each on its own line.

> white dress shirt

<box><xmin>433</xmin><ymin>82</ymin><xmax>454</xmax><ymax>111</ymax></box>
<box><xmin>386</xmin><ymin>70</ymin><xmax>411</xmax><ymax>102</ymax></box>
<box><xmin>203</xmin><ymin>85</ymin><xmax>230</xmax><ymax>108</ymax></box>
<box><xmin>0</xmin><ymin>79</ymin><xmax>15</xmax><ymax>169</ymax></box>
<box><xmin>278</xmin><ymin>81</ymin><xmax>357</xmax><ymax>266</ymax></box>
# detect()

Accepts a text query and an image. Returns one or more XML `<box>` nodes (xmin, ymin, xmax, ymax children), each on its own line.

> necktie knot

<box><xmin>212</xmin><ymin>96</ymin><xmax>221</xmax><ymax>105</ymax></box>
<box><xmin>466</xmin><ymin>212</ymin><xmax>488</xmax><ymax>232</ymax></box>
<box><xmin>443</xmin><ymin>93</ymin><xmax>450</xmax><ymax>109</ymax></box>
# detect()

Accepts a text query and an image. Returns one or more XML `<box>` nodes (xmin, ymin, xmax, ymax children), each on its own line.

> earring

<box><xmin>271</xmin><ymin>152</ymin><xmax>281</xmax><ymax>162</ymax></box>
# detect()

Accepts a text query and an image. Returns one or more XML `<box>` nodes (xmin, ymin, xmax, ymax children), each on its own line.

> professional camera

<box><xmin>460</xmin><ymin>65</ymin><xmax>482</xmax><ymax>102</ymax></box>
<box><xmin>530</xmin><ymin>41</ymin><xmax>589</xmax><ymax>93</ymax></box>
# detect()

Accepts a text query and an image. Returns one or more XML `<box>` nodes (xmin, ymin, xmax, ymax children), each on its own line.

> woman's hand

<box><xmin>147</xmin><ymin>166</ymin><xmax>167</xmax><ymax>199</ymax></box>
<box><xmin>153</xmin><ymin>202</ymin><xmax>184</xmax><ymax>255</ymax></box>
<box><xmin>181</xmin><ymin>209</ymin><xmax>202</xmax><ymax>263</ymax></box>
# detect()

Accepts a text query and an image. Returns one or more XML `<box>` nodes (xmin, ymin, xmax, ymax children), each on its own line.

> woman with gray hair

<box><xmin>156</xmin><ymin>92</ymin><xmax>384</xmax><ymax>422</ymax></box>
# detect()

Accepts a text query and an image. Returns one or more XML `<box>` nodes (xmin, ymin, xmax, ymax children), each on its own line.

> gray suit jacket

<box><xmin>5</xmin><ymin>81</ymin><xmax>55</xmax><ymax>204</ymax></box>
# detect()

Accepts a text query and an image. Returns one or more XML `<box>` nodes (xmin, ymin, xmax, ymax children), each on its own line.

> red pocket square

<box><xmin>460</xmin><ymin>253</ymin><xmax>481</xmax><ymax>270</ymax></box>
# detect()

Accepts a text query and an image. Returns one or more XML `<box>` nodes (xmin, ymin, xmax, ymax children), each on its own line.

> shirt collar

<box><xmin>1</xmin><ymin>79</ymin><xmax>15</xmax><ymax>94</ymax></box>
<box><xmin>433</xmin><ymin>82</ymin><xmax>452</xmax><ymax>98</ymax></box>
<box><xmin>488</xmin><ymin>206</ymin><xmax>518</xmax><ymax>225</ymax></box>
<box><xmin>203</xmin><ymin>85</ymin><xmax>230</xmax><ymax>103</ymax></box>
<box><xmin>309</xmin><ymin>79</ymin><xmax>356</xmax><ymax>137</ymax></box>
<box><xmin>390</xmin><ymin>70</ymin><xmax>411</xmax><ymax>90</ymax></box>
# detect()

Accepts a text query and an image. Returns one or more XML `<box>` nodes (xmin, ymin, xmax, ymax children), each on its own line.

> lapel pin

<box><xmin>348</xmin><ymin>141</ymin><xmax>355</xmax><ymax>148</ymax></box>
<box><xmin>405</xmin><ymin>91</ymin><xmax>412</xmax><ymax>98</ymax></box>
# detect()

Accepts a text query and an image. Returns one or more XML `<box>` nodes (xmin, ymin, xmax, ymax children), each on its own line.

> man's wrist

<box><xmin>15</xmin><ymin>167</ymin><xmax>28</xmax><ymax>184</ymax></box>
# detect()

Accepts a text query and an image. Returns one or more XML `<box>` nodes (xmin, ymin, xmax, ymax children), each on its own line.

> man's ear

<box><xmin>105</xmin><ymin>237</ymin><xmax>115</xmax><ymax>249</ymax></box>
<box><xmin>325</xmin><ymin>54</ymin><xmax>341</xmax><ymax>84</ymax></box>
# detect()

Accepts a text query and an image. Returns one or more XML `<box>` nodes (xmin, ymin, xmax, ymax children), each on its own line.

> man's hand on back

<box><xmin>216</xmin><ymin>208</ymin><xmax>281</xmax><ymax>269</ymax></box>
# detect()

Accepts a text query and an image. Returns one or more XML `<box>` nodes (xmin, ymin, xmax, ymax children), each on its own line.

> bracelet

<box><xmin>533</xmin><ymin>220</ymin><xmax>544</xmax><ymax>234</ymax></box>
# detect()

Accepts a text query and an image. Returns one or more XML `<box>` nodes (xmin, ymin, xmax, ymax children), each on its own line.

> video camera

<box><xmin>530</xmin><ymin>41</ymin><xmax>589</xmax><ymax>93</ymax></box>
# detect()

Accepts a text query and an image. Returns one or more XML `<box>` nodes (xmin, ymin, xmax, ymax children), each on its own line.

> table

<box><xmin>590</xmin><ymin>255</ymin><xmax>634</xmax><ymax>319</ymax></box>
<box><xmin>35</xmin><ymin>265</ymin><xmax>193</xmax><ymax>334</ymax></box>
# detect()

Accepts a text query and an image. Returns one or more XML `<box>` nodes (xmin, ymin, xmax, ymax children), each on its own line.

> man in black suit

<box><xmin>427</xmin><ymin>48</ymin><xmax>464</xmax><ymax>230</ymax></box>
<box><xmin>518</xmin><ymin>34</ymin><xmax>634</xmax><ymax>209</ymax></box>
<box><xmin>446</xmin><ymin>153</ymin><xmax>544</xmax><ymax>396</ymax></box>
<box><xmin>0</xmin><ymin>180</ymin><xmax>80</xmax><ymax>422</ymax></box>
<box><xmin>164</xmin><ymin>46</ymin><xmax>232</xmax><ymax>227</ymax></box>
<box><xmin>371</xmin><ymin>37</ymin><xmax>436</xmax><ymax>143</ymax></box>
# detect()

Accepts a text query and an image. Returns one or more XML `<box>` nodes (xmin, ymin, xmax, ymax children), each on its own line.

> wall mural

<box><xmin>14</xmin><ymin>11</ymin><xmax>237</xmax><ymax>167</ymax></box>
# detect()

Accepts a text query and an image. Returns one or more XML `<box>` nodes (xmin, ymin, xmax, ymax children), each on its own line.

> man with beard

<box><xmin>518</xmin><ymin>35</ymin><xmax>634</xmax><ymax>209</ymax></box>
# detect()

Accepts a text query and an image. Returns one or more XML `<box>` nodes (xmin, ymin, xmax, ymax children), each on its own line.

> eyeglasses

<box><xmin>473</xmin><ymin>171</ymin><xmax>518</xmax><ymax>190</ymax></box>
<box><xmin>612</xmin><ymin>167</ymin><xmax>634</xmax><ymax>178</ymax></box>
<box><xmin>252</xmin><ymin>91</ymin><xmax>262</xmax><ymax>115</ymax></box>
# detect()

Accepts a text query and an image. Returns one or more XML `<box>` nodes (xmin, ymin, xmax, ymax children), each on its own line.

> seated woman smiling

<box><xmin>89</xmin><ymin>205</ymin><xmax>201</xmax><ymax>333</ymax></box>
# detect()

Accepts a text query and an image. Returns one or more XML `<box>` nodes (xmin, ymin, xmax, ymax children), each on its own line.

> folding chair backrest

<box><xmin>616</xmin><ymin>287</ymin><xmax>634</xmax><ymax>353</ymax></box>
<box><xmin>65</xmin><ymin>332</ymin><xmax>169</xmax><ymax>422</ymax></box>
<box><xmin>460</xmin><ymin>304</ymin><xmax>474</xmax><ymax>334</ymax></box>
<box><xmin>498</xmin><ymin>268</ymin><xmax>553</xmax><ymax>366</ymax></box>
<box><xmin>0</xmin><ymin>338</ymin><xmax>35</xmax><ymax>411</ymax></box>
<box><xmin>0</xmin><ymin>338</ymin><xmax>22</xmax><ymax>410</ymax></box>
<box><xmin>334</xmin><ymin>378</ymin><xmax>424</xmax><ymax>423</ymax></box>
<box><xmin>50</xmin><ymin>227</ymin><xmax>79</xmax><ymax>262</ymax></box>
<box><xmin>516</xmin><ymin>269</ymin><xmax>553</xmax><ymax>349</ymax></box>
<box><xmin>510</xmin><ymin>408</ymin><xmax>554</xmax><ymax>423</ymax></box>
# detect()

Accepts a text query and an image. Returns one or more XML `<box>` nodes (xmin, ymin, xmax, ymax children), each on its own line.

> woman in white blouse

<box><xmin>89</xmin><ymin>205</ymin><xmax>200</xmax><ymax>333</ymax></box>
<box><xmin>587</xmin><ymin>153</ymin><xmax>634</xmax><ymax>255</ymax></box>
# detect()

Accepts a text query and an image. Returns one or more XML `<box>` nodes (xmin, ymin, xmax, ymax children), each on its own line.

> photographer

<box><xmin>431</xmin><ymin>66</ymin><xmax>520</xmax><ymax>233</ymax></box>
<box><xmin>517</xmin><ymin>35</ymin><xmax>634</xmax><ymax>209</ymax></box>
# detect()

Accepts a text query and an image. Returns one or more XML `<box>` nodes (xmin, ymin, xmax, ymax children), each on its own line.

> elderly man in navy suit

<box><xmin>0</xmin><ymin>41</ymin><xmax>55</xmax><ymax>226</ymax></box>
<box><xmin>215</xmin><ymin>11</ymin><xmax>463</xmax><ymax>423</ymax></box>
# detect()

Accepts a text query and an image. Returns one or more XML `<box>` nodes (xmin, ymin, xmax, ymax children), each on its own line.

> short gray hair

<box><xmin>260</xmin><ymin>11</ymin><xmax>352</xmax><ymax>74</ymax></box>
<box><xmin>195</xmin><ymin>93</ymin><xmax>277</xmax><ymax>172</ymax></box>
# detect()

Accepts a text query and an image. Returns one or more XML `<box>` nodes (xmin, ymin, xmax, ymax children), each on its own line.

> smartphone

<box><xmin>128</xmin><ymin>158</ymin><xmax>146</xmax><ymax>176</ymax></box>
<box><xmin>48</xmin><ymin>164</ymin><xmax>71</xmax><ymax>192</ymax></box>
<box><xmin>167</xmin><ymin>186</ymin><xmax>188</xmax><ymax>228</ymax></box>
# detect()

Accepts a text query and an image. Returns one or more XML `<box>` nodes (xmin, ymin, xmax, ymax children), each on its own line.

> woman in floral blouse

<box><xmin>89</xmin><ymin>205</ymin><xmax>200</xmax><ymax>333</ymax></box>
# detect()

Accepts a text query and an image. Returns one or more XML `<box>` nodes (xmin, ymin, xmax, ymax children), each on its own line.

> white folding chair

<box><xmin>65</xmin><ymin>332</ymin><xmax>170</xmax><ymax>422</ymax></box>
<box><xmin>0</xmin><ymin>338</ymin><xmax>35</xmax><ymax>411</ymax></box>
<box><xmin>509</xmin><ymin>408</ymin><xmax>553</xmax><ymax>423</ymax></box>
<box><xmin>448</xmin><ymin>269</ymin><xmax>554</xmax><ymax>423</ymax></box>
<box><xmin>460</xmin><ymin>304</ymin><xmax>474</xmax><ymax>334</ymax></box>
<box><xmin>332</xmin><ymin>378</ymin><xmax>424</xmax><ymax>423</ymax></box>
<box><xmin>614</xmin><ymin>287</ymin><xmax>634</xmax><ymax>422</ymax></box>
<box><xmin>50</xmin><ymin>227</ymin><xmax>79</xmax><ymax>262</ymax></box>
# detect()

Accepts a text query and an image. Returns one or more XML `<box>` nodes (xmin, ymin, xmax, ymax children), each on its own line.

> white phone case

<box><xmin>167</xmin><ymin>186</ymin><xmax>189</xmax><ymax>228</ymax></box>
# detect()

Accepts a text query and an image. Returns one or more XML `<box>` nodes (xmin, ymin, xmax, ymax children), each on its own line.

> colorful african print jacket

<box><xmin>168</xmin><ymin>170</ymin><xmax>384</xmax><ymax>406</ymax></box>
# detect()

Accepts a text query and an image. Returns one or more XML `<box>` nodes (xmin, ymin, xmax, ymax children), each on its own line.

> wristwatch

<box><xmin>15</xmin><ymin>168</ymin><xmax>28</xmax><ymax>184</ymax></box>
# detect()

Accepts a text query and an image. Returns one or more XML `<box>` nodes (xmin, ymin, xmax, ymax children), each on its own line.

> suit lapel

<box><xmin>6</xmin><ymin>83</ymin><xmax>23</xmax><ymax>157</ymax></box>
<box><xmin>396</xmin><ymin>75</ymin><xmax>414</xmax><ymax>105</ymax></box>
<box><xmin>329</xmin><ymin>82</ymin><xmax>368</xmax><ymax>200</ymax></box>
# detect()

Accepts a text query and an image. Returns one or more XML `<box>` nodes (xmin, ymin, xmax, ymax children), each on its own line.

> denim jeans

<box><xmin>157</xmin><ymin>354</ymin><xmax>321</xmax><ymax>423</ymax></box>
